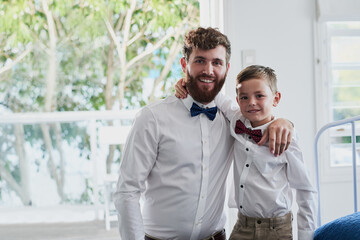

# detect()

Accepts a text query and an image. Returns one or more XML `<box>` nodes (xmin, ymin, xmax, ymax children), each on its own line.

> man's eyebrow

<box><xmin>213</xmin><ymin>58</ymin><xmax>224</xmax><ymax>62</ymax></box>
<box><xmin>193</xmin><ymin>56</ymin><xmax>225</xmax><ymax>62</ymax></box>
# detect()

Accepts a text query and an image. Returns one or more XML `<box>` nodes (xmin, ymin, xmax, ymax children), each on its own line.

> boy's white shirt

<box><xmin>215</xmin><ymin>93</ymin><xmax>317</xmax><ymax>240</ymax></box>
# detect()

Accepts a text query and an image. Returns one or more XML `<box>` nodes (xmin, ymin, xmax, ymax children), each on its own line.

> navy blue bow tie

<box><xmin>190</xmin><ymin>102</ymin><xmax>217</xmax><ymax>121</ymax></box>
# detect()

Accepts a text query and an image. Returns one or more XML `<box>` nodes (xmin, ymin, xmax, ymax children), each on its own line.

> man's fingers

<box><xmin>258</xmin><ymin>128</ymin><xmax>268</xmax><ymax>146</ymax></box>
<box><xmin>181</xmin><ymin>78</ymin><xmax>186</xmax><ymax>86</ymax></box>
<box><xmin>175</xmin><ymin>80</ymin><xmax>188</xmax><ymax>98</ymax></box>
<box><xmin>267</xmin><ymin>126</ymin><xmax>276</xmax><ymax>155</ymax></box>
<box><xmin>264</xmin><ymin>118</ymin><xmax>294</xmax><ymax>156</ymax></box>
<box><xmin>274</xmin><ymin>127</ymin><xmax>282</xmax><ymax>156</ymax></box>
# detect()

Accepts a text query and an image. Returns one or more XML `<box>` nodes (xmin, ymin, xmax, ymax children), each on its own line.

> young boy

<box><xmin>228</xmin><ymin>65</ymin><xmax>316</xmax><ymax>240</ymax></box>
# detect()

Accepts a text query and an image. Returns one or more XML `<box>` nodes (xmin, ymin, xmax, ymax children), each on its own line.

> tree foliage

<box><xmin>0</xmin><ymin>0</ymin><xmax>199</xmax><ymax>205</ymax></box>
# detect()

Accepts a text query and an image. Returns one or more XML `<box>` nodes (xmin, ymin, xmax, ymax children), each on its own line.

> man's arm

<box><xmin>114</xmin><ymin>107</ymin><xmax>158</xmax><ymax>240</ymax></box>
<box><xmin>174</xmin><ymin>78</ymin><xmax>293</xmax><ymax>156</ymax></box>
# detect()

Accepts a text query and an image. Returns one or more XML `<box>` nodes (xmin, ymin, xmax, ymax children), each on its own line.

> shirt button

<box><xmin>240</xmin><ymin>185</ymin><xmax>244</xmax><ymax>188</ymax></box>
<box><xmin>246</xmin><ymin>164</ymin><xmax>249</xmax><ymax>167</ymax></box>
<box><xmin>249</xmin><ymin>136</ymin><xmax>252</xmax><ymax>139</ymax></box>
<box><xmin>246</xmin><ymin>148</ymin><xmax>249</xmax><ymax>151</ymax></box>
<box><xmin>240</xmin><ymin>205</ymin><xmax>243</xmax><ymax>209</ymax></box>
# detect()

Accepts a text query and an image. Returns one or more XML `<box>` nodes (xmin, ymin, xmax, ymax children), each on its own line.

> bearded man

<box><xmin>114</xmin><ymin>27</ymin><xmax>293</xmax><ymax>240</ymax></box>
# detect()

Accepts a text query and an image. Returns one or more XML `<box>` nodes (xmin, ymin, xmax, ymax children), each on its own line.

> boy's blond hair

<box><xmin>236</xmin><ymin>65</ymin><xmax>278</xmax><ymax>94</ymax></box>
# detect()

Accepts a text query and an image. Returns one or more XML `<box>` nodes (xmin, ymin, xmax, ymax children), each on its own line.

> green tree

<box><xmin>0</xmin><ymin>0</ymin><xmax>199</xmax><ymax>205</ymax></box>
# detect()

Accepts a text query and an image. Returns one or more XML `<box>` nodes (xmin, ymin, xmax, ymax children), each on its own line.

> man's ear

<box><xmin>180</xmin><ymin>58</ymin><xmax>187</xmax><ymax>73</ymax></box>
<box><xmin>273</xmin><ymin>91</ymin><xmax>281</xmax><ymax>107</ymax></box>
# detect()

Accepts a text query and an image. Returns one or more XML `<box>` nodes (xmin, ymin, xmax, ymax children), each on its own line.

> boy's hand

<box><xmin>258</xmin><ymin>118</ymin><xmax>293</xmax><ymax>156</ymax></box>
<box><xmin>175</xmin><ymin>78</ymin><xmax>188</xmax><ymax>99</ymax></box>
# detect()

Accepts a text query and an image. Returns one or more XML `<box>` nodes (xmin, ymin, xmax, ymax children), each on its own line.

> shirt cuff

<box><xmin>298</xmin><ymin>229</ymin><xmax>314</xmax><ymax>240</ymax></box>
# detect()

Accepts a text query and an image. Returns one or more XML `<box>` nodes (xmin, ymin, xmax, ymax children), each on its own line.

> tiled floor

<box><xmin>0</xmin><ymin>221</ymin><xmax>119</xmax><ymax>240</ymax></box>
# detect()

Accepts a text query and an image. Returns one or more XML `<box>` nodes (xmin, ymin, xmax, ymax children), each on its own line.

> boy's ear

<box><xmin>273</xmin><ymin>92</ymin><xmax>281</xmax><ymax>107</ymax></box>
<box><xmin>180</xmin><ymin>58</ymin><xmax>187</xmax><ymax>73</ymax></box>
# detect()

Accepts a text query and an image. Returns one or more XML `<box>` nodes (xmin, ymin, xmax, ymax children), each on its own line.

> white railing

<box><xmin>0</xmin><ymin>110</ymin><xmax>138</xmax><ymax>222</ymax></box>
<box><xmin>314</xmin><ymin>115</ymin><xmax>360</xmax><ymax>226</ymax></box>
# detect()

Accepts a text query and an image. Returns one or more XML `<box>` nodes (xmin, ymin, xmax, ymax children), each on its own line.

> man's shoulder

<box><xmin>144</xmin><ymin>96</ymin><xmax>179</xmax><ymax>110</ymax></box>
<box><xmin>138</xmin><ymin>96</ymin><xmax>181</xmax><ymax>116</ymax></box>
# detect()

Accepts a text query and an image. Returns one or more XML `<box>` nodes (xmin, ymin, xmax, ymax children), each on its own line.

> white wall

<box><xmin>223</xmin><ymin>0</ymin><xmax>317</xmax><ymax>173</ymax></box>
<box><xmin>222</xmin><ymin>0</ymin><xmax>317</xmax><ymax>237</ymax></box>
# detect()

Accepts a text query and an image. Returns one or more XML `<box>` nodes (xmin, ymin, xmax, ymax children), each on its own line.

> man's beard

<box><xmin>185</xmin><ymin>70</ymin><xmax>226</xmax><ymax>104</ymax></box>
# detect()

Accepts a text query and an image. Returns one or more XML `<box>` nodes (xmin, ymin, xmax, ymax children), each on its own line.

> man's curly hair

<box><xmin>182</xmin><ymin>27</ymin><xmax>231</xmax><ymax>64</ymax></box>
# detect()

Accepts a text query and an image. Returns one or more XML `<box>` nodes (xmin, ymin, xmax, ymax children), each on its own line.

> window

<box><xmin>316</xmin><ymin>21</ymin><xmax>360</xmax><ymax>181</ymax></box>
<box><xmin>327</xmin><ymin>22</ymin><xmax>360</xmax><ymax>121</ymax></box>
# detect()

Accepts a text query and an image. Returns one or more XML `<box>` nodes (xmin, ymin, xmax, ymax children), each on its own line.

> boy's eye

<box><xmin>256</xmin><ymin>94</ymin><xmax>265</xmax><ymax>98</ymax></box>
<box><xmin>195</xmin><ymin>59</ymin><xmax>204</xmax><ymax>63</ymax></box>
<box><xmin>240</xmin><ymin>96</ymin><xmax>248</xmax><ymax>100</ymax></box>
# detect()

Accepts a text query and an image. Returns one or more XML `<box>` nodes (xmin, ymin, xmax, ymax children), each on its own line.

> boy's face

<box><xmin>236</xmin><ymin>78</ymin><xmax>280</xmax><ymax>127</ymax></box>
<box><xmin>181</xmin><ymin>46</ymin><xmax>230</xmax><ymax>104</ymax></box>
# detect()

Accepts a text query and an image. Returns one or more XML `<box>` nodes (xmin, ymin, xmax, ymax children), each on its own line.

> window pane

<box><xmin>331</xmin><ymin>36</ymin><xmax>360</xmax><ymax>63</ymax></box>
<box><xmin>332</xmin><ymin>86</ymin><xmax>360</xmax><ymax>103</ymax></box>
<box><xmin>332</xmin><ymin>69</ymin><xmax>360</xmax><ymax>85</ymax></box>
<box><xmin>330</xmin><ymin>143</ymin><xmax>360</xmax><ymax>167</ymax></box>
<box><xmin>333</xmin><ymin>108</ymin><xmax>360</xmax><ymax>121</ymax></box>
<box><xmin>328</xmin><ymin>21</ymin><xmax>360</xmax><ymax>30</ymax></box>
<box><xmin>332</xmin><ymin>84</ymin><xmax>360</xmax><ymax>120</ymax></box>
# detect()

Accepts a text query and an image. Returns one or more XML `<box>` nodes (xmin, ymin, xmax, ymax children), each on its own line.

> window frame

<box><xmin>315</xmin><ymin>20</ymin><xmax>360</xmax><ymax>183</ymax></box>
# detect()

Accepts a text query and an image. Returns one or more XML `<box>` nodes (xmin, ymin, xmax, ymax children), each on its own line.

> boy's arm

<box><xmin>285</xmin><ymin>137</ymin><xmax>317</xmax><ymax>240</ymax></box>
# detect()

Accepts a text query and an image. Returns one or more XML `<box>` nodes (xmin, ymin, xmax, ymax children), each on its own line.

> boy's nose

<box><xmin>249</xmin><ymin>97</ymin><xmax>256</xmax><ymax>105</ymax></box>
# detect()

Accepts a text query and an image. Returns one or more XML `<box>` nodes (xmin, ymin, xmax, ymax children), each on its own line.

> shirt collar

<box><xmin>182</xmin><ymin>95</ymin><xmax>216</xmax><ymax>112</ymax></box>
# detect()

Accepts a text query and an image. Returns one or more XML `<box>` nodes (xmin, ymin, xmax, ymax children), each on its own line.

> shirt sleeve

<box><xmin>214</xmin><ymin>93</ymin><xmax>239</xmax><ymax>121</ymax></box>
<box><xmin>114</xmin><ymin>107</ymin><xmax>158</xmax><ymax>240</ymax></box>
<box><xmin>284</xmin><ymin>138</ymin><xmax>317</xmax><ymax>240</ymax></box>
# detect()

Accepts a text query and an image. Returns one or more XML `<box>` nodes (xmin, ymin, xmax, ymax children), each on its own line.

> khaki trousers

<box><xmin>229</xmin><ymin>212</ymin><xmax>293</xmax><ymax>240</ymax></box>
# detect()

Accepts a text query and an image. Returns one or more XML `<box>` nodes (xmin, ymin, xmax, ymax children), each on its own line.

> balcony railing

<box><xmin>0</xmin><ymin>110</ymin><xmax>138</xmax><ymax>223</ymax></box>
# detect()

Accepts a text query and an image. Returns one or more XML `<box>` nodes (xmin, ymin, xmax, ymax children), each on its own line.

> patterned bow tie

<box><xmin>235</xmin><ymin>119</ymin><xmax>262</xmax><ymax>143</ymax></box>
<box><xmin>190</xmin><ymin>102</ymin><xmax>217</xmax><ymax>121</ymax></box>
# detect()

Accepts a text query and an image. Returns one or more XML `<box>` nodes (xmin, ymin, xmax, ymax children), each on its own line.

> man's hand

<box><xmin>175</xmin><ymin>78</ymin><xmax>188</xmax><ymax>99</ymax></box>
<box><xmin>258</xmin><ymin>118</ymin><xmax>293</xmax><ymax>156</ymax></box>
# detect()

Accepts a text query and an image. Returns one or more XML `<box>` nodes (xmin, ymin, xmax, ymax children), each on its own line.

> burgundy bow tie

<box><xmin>235</xmin><ymin>120</ymin><xmax>262</xmax><ymax>143</ymax></box>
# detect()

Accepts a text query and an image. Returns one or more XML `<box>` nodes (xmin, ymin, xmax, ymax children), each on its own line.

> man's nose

<box><xmin>203</xmin><ymin>62</ymin><xmax>214</xmax><ymax>75</ymax></box>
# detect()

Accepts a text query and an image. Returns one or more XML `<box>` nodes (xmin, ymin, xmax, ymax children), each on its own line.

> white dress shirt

<box><xmin>229</xmin><ymin>113</ymin><xmax>317</xmax><ymax>240</ymax></box>
<box><xmin>114</xmin><ymin>95</ymin><xmax>238</xmax><ymax>240</ymax></box>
